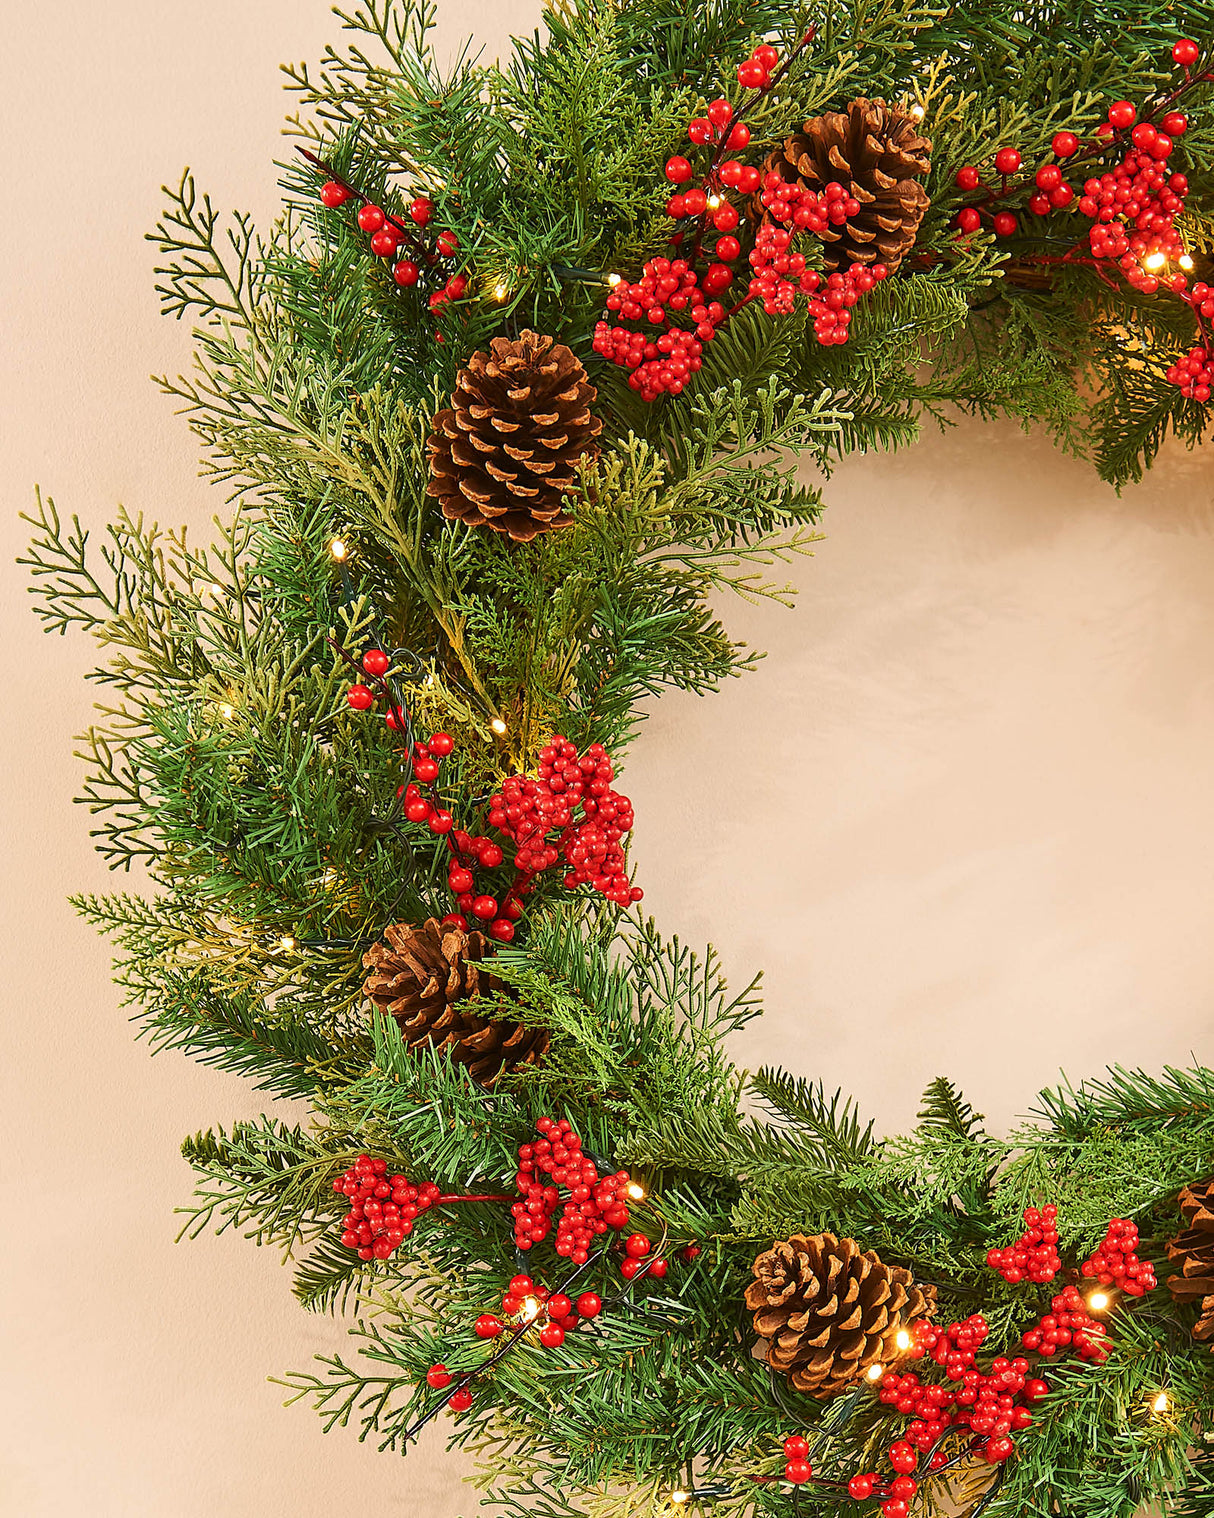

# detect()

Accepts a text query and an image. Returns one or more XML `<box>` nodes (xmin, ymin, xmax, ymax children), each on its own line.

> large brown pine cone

<box><xmin>745</xmin><ymin>1233</ymin><xmax>937</xmax><ymax>1397</ymax></box>
<box><xmin>762</xmin><ymin>99</ymin><xmax>932</xmax><ymax>272</ymax></box>
<box><xmin>362</xmin><ymin>918</ymin><xmax>548</xmax><ymax>1087</ymax></box>
<box><xmin>1166</xmin><ymin>1179</ymin><xmax>1214</xmax><ymax>1342</ymax></box>
<box><xmin>426</xmin><ymin>330</ymin><xmax>602</xmax><ymax>543</ymax></box>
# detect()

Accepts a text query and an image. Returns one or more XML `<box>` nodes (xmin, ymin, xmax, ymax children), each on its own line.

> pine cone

<box><xmin>762</xmin><ymin>99</ymin><xmax>932</xmax><ymax>272</ymax></box>
<box><xmin>427</xmin><ymin>330</ymin><xmax>602</xmax><ymax>543</ymax></box>
<box><xmin>745</xmin><ymin>1233</ymin><xmax>937</xmax><ymax>1397</ymax></box>
<box><xmin>1166</xmin><ymin>1179</ymin><xmax>1214</xmax><ymax>1341</ymax></box>
<box><xmin>362</xmin><ymin>918</ymin><xmax>549</xmax><ymax>1088</ymax></box>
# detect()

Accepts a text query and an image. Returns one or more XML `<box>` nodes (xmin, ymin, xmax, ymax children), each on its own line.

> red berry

<box><xmin>471</xmin><ymin>895</ymin><xmax>498</xmax><ymax>920</ymax></box>
<box><xmin>474</xmin><ymin>1314</ymin><xmax>503</xmax><ymax>1339</ymax></box>
<box><xmin>1028</xmin><ymin>191</ymin><xmax>1051</xmax><ymax>215</ymax></box>
<box><xmin>888</xmin><ymin>1441</ymin><xmax>917</xmax><ymax>1474</ymax></box>
<box><xmin>509</xmin><ymin>1275</ymin><xmax>533</xmax><ymax>1295</ymax></box>
<box><xmin>478</xmin><ymin>841</ymin><xmax>504</xmax><ymax>867</ymax></box>
<box><xmin>665</xmin><ymin>156</ymin><xmax>693</xmax><ymax>184</ymax></box>
<box><xmin>1051</xmin><ymin>130</ymin><xmax>1079</xmax><ymax>158</ymax></box>
<box><xmin>890</xmin><ymin>1477</ymin><xmax>917</xmax><ymax>1499</ymax></box>
<box><xmin>357</xmin><ymin>204</ymin><xmax>385</xmax><ymax>233</ymax></box>
<box><xmin>426</xmin><ymin>1364</ymin><xmax>453</xmax><ymax>1389</ymax></box>
<box><xmin>784</xmin><ymin>1460</ymin><xmax>812</xmax><ymax>1484</ymax></box>
<box><xmin>737</xmin><ymin>60</ymin><xmax>768</xmax><ymax>88</ymax></box>
<box><xmin>576</xmin><ymin>1292</ymin><xmax>602</xmax><ymax>1319</ymax></box>
<box><xmin>413</xmin><ymin>758</ymin><xmax>439</xmax><ymax>782</ymax></box>
<box><xmin>428</xmin><ymin>810</ymin><xmax>454</xmax><ymax>835</ymax></box>
<box><xmin>727</xmin><ymin>121</ymin><xmax>751</xmax><ymax>149</ymax></box>
<box><xmin>753</xmin><ymin>44</ymin><xmax>779</xmax><ymax>70</ymax></box>
<box><xmin>706</xmin><ymin>98</ymin><xmax>733</xmax><ymax>128</ymax></box>
<box><xmin>448</xmin><ymin>1386</ymin><xmax>472</xmax><ymax>1411</ymax></box>
<box><xmin>994</xmin><ymin>147</ymin><xmax>1022</xmax><ymax>175</ymax></box>
<box><xmin>625</xmin><ymin>1233</ymin><xmax>651</xmax><ymax>1258</ymax></box>
<box><xmin>619</xmin><ymin>1258</ymin><xmax>640</xmax><ymax>1279</ymax></box>
<box><xmin>448</xmin><ymin>867</ymin><xmax>474</xmax><ymax>893</ymax></box>
<box><xmin>848</xmin><ymin>1475</ymin><xmax>875</xmax><ymax>1499</ymax></box>
<box><xmin>882</xmin><ymin>1502</ymin><xmax>909</xmax><ymax>1518</ymax></box>
<box><xmin>716</xmin><ymin>235</ymin><xmax>741</xmax><ymax>260</ymax></box>
<box><xmin>647</xmin><ymin>1257</ymin><xmax>668</xmax><ymax>1278</ymax></box>
<box><xmin>539</xmin><ymin>1323</ymin><xmax>565</xmax><ymax>1348</ymax></box>
<box><xmin>393</xmin><ymin>260</ymin><xmax>419</xmax><ymax>286</ymax></box>
<box><xmin>362</xmin><ymin>649</ymin><xmax>389</xmax><ymax>676</ymax></box>
<box><xmin>1173</xmin><ymin>38</ymin><xmax>1200</xmax><ymax>67</ymax></box>
<box><xmin>547</xmin><ymin>1294</ymin><xmax>572</xmax><ymax>1319</ymax></box>
<box><xmin>682</xmin><ymin>187</ymin><xmax>707</xmax><ymax>216</ymax></box>
<box><xmin>489</xmin><ymin>919</ymin><xmax>515</xmax><ymax>942</ymax></box>
<box><xmin>784</xmin><ymin>1436</ymin><xmax>809</xmax><ymax>1459</ymax></box>
<box><xmin>409</xmin><ymin>197</ymin><xmax>433</xmax><ymax>226</ymax></box>
<box><xmin>955</xmin><ymin>165</ymin><xmax>981</xmax><ymax>191</ymax></box>
<box><xmin>320</xmin><ymin>181</ymin><xmax>351</xmax><ymax>207</ymax></box>
<box><xmin>370</xmin><ymin>227</ymin><xmax>399</xmax><ymax>257</ymax></box>
<box><xmin>429</xmin><ymin>731</ymin><xmax>454</xmax><ymax>756</ymax></box>
<box><xmin>436</xmin><ymin>231</ymin><xmax>459</xmax><ymax>256</ymax></box>
<box><xmin>347</xmin><ymin>684</ymin><xmax>374</xmax><ymax>711</ymax></box>
<box><xmin>993</xmin><ymin>211</ymin><xmax>1017</xmax><ymax>236</ymax></box>
<box><xmin>687</xmin><ymin>118</ymin><xmax>712</xmax><ymax>144</ymax></box>
<box><xmin>440</xmin><ymin>913</ymin><xmax>468</xmax><ymax>931</ymax></box>
<box><xmin>957</xmin><ymin>207</ymin><xmax>982</xmax><ymax>233</ymax></box>
<box><xmin>1035</xmin><ymin>163</ymin><xmax>1062</xmax><ymax>191</ymax></box>
<box><xmin>1108</xmin><ymin>100</ymin><xmax>1136</xmax><ymax>130</ymax></box>
<box><xmin>1161</xmin><ymin>111</ymin><xmax>1188</xmax><ymax>136</ymax></box>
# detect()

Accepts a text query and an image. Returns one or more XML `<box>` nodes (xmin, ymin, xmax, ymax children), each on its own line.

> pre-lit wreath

<box><xmin>23</xmin><ymin>3</ymin><xmax>1214</xmax><ymax>1513</ymax></box>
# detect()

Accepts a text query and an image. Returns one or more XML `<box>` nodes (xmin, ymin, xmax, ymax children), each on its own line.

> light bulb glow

<box><xmin>1180</xmin><ymin>254</ymin><xmax>1195</xmax><ymax>271</ymax></box>
<box><xmin>219</xmin><ymin>703</ymin><xmax>234</xmax><ymax>721</ymax></box>
<box><xmin>328</xmin><ymin>537</ymin><xmax>348</xmax><ymax>561</ymax></box>
<box><xmin>895</xmin><ymin>1329</ymin><xmax>912</xmax><ymax>1351</ymax></box>
<box><xmin>490</xmin><ymin>717</ymin><xmax>508</xmax><ymax>735</ymax></box>
<box><xmin>520</xmin><ymin>1295</ymin><xmax>542</xmax><ymax>1322</ymax></box>
<box><xmin>1087</xmin><ymin>1291</ymin><xmax>1111</xmax><ymax>1312</ymax></box>
<box><xmin>707</xmin><ymin>194</ymin><xmax>722</xmax><ymax>209</ymax></box>
<box><xmin>865</xmin><ymin>1363</ymin><xmax>885</xmax><ymax>1382</ymax></box>
<box><xmin>1143</xmin><ymin>251</ymin><xmax>1167</xmax><ymax>271</ymax></box>
<box><xmin>910</xmin><ymin>103</ymin><xmax>926</xmax><ymax>120</ymax></box>
<box><xmin>494</xmin><ymin>282</ymin><xmax>509</xmax><ymax>300</ymax></box>
<box><xmin>1152</xmin><ymin>1389</ymin><xmax>1171</xmax><ymax>1414</ymax></box>
<box><xmin>670</xmin><ymin>1492</ymin><xmax>691</xmax><ymax>1505</ymax></box>
<box><xmin>278</xmin><ymin>935</ymin><xmax>298</xmax><ymax>953</ymax></box>
<box><xmin>626</xmin><ymin>1181</ymin><xmax>645</xmax><ymax>1200</ymax></box>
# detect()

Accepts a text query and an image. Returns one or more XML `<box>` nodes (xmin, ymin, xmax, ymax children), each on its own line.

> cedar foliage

<box><xmin>20</xmin><ymin>1</ymin><xmax>1214</xmax><ymax>1514</ymax></box>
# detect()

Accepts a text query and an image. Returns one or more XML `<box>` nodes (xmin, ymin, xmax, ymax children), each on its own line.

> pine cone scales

<box><xmin>427</xmin><ymin>330</ymin><xmax>602</xmax><ymax>542</ymax></box>
<box><xmin>763</xmin><ymin>99</ymin><xmax>932</xmax><ymax>272</ymax></box>
<box><xmin>362</xmin><ymin>918</ymin><xmax>548</xmax><ymax>1087</ymax></box>
<box><xmin>746</xmin><ymin>1233</ymin><xmax>936</xmax><ymax>1397</ymax></box>
<box><xmin>1166</xmin><ymin>1179</ymin><xmax>1214</xmax><ymax>1341</ymax></box>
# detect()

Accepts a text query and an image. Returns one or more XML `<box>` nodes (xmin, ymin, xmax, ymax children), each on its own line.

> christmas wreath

<box><xmin>21</xmin><ymin>2</ymin><xmax>1214</xmax><ymax>1514</ymax></box>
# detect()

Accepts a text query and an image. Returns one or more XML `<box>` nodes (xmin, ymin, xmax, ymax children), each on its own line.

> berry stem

<box><xmin>297</xmin><ymin>146</ymin><xmax>436</xmax><ymax>266</ymax></box>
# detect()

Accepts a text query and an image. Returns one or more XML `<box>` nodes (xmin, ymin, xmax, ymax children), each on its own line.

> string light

<box><xmin>1143</xmin><ymin>251</ymin><xmax>1167</xmax><ymax>271</ymax></box>
<box><xmin>670</xmin><ymin>1492</ymin><xmax>691</xmax><ymax>1505</ymax></box>
<box><xmin>277</xmin><ymin>935</ymin><xmax>298</xmax><ymax>953</ymax></box>
<box><xmin>218</xmin><ymin>703</ymin><xmax>234</xmax><ymax>721</ymax></box>
<box><xmin>607</xmin><ymin>273</ymin><xmax>623</xmax><ymax>287</ymax></box>
<box><xmin>520</xmin><ymin>1295</ymin><xmax>542</xmax><ymax>1322</ymax></box>
<box><xmin>707</xmin><ymin>194</ymin><xmax>722</xmax><ymax>209</ymax></box>
<box><xmin>865</xmin><ymin>1363</ymin><xmax>886</xmax><ymax>1382</ymax></box>
<box><xmin>1087</xmin><ymin>1291</ymin><xmax>1111</xmax><ymax>1312</ymax></box>
<box><xmin>626</xmin><ymin>1181</ymin><xmax>646</xmax><ymax>1201</ymax></box>
<box><xmin>493</xmin><ymin>281</ymin><xmax>509</xmax><ymax>300</ymax></box>
<box><xmin>328</xmin><ymin>537</ymin><xmax>349</xmax><ymax>561</ymax></box>
<box><xmin>490</xmin><ymin>717</ymin><xmax>508</xmax><ymax>735</ymax></box>
<box><xmin>1180</xmin><ymin>254</ymin><xmax>1195</xmax><ymax>271</ymax></box>
<box><xmin>910</xmin><ymin>103</ymin><xmax>926</xmax><ymax>119</ymax></box>
<box><xmin>894</xmin><ymin>1329</ymin><xmax>912</xmax><ymax>1351</ymax></box>
<box><xmin>1151</xmin><ymin>1389</ymin><xmax>1171</xmax><ymax>1414</ymax></box>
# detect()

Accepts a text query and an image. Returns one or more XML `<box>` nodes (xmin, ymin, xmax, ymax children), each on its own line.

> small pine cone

<box><xmin>427</xmin><ymin>330</ymin><xmax>602</xmax><ymax>542</ymax></box>
<box><xmin>1166</xmin><ymin>1179</ymin><xmax>1214</xmax><ymax>1342</ymax></box>
<box><xmin>745</xmin><ymin>1233</ymin><xmax>937</xmax><ymax>1398</ymax></box>
<box><xmin>762</xmin><ymin>99</ymin><xmax>932</xmax><ymax>272</ymax></box>
<box><xmin>362</xmin><ymin>918</ymin><xmax>548</xmax><ymax>1088</ymax></box>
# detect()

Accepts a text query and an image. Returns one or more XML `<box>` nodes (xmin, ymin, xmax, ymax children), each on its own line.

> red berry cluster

<box><xmin>1081</xmin><ymin>1217</ymin><xmax>1157</xmax><ymax>1297</ymax></box>
<box><xmin>317</xmin><ymin>178</ymin><xmax>463</xmax><ymax>302</ymax></box>
<box><xmin>1020</xmin><ymin>1282</ymin><xmax>1109</xmax><ymax>1362</ymax></box>
<box><xmin>333</xmin><ymin>1155</ymin><xmax>441</xmax><ymax>1261</ymax></box>
<box><xmin>1077</xmin><ymin>147</ymin><xmax>1188</xmax><ymax>294</ymax></box>
<box><xmin>620</xmin><ymin>1230</ymin><xmax>668</xmax><ymax>1281</ymax></box>
<box><xmin>986</xmin><ymin>1205</ymin><xmax>1061</xmax><ymax>1284</ymax></box>
<box><xmin>488</xmin><ymin>737</ymin><xmax>642</xmax><ymax>908</ymax></box>
<box><xmin>879</xmin><ymin>1353</ymin><xmax>1040</xmax><ymax>1475</ymax></box>
<box><xmin>593</xmin><ymin>257</ymin><xmax>719</xmax><ymax>399</ymax></box>
<box><xmin>782</xmin><ymin>1433</ymin><xmax>814</xmax><ymax>1485</ymax></box>
<box><xmin>1166</xmin><ymin>346</ymin><xmax>1214</xmax><ymax>404</ymax></box>
<box><xmin>750</xmin><ymin>175</ymin><xmax>888</xmax><ymax>341</ymax></box>
<box><xmin>511</xmin><ymin>1116</ymin><xmax>633</xmax><ymax>1257</ymax></box>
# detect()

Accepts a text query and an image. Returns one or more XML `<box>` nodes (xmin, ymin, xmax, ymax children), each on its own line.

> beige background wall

<box><xmin>2</xmin><ymin>4</ymin><xmax>1212</xmax><ymax>1514</ymax></box>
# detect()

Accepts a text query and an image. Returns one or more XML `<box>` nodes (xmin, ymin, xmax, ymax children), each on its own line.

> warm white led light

<box><xmin>607</xmin><ymin>273</ymin><xmax>623</xmax><ymax>287</ymax></box>
<box><xmin>1152</xmin><ymin>1390</ymin><xmax>1171</xmax><ymax>1414</ymax></box>
<box><xmin>328</xmin><ymin>537</ymin><xmax>348</xmax><ymax>561</ymax></box>
<box><xmin>895</xmin><ymin>1329</ymin><xmax>912</xmax><ymax>1351</ymax></box>
<box><xmin>1087</xmin><ymin>1291</ymin><xmax>1111</xmax><ymax>1311</ymax></box>
<box><xmin>1179</xmin><ymin>254</ymin><xmax>1195</xmax><ymax>271</ymax></box>
<box><xmin>219</xmin><ymin>703</ymin><xmax>234</xmax><ymax>720</ymax></box>
<box><xmin>278</xmin><ymin>935</ymin><xmax>298</xmax><ymax>952</ymax></box>
<box><xmin>670</xmin><ymin>1492</ymin><xmax>691</xmax><ymax>1505</ymax></box>
<box><xmin>707</xmin><ymin>194</ymin><xmax>722</xmax><ymax>209</ymax></box>
<box><xmin>494</xmin><ymin>282</ymin><xmax>509</xmax><ymax>300</ymax></box>
<box><xmin>490</xmin><ymin>717</ymin><xmax>508</xmax><ymax>735</ymax></box>
<box><xmin>626</xmin><ymin>1181</ymin><xmax>645</xmax><ymax>1200</ymax></box>
<box><xmin>910</xmin><ymin>103</ymin><xmax>926</xmax><ymax>119</ymax></box>
<box><xmin>865</xmin><ymin>1363</ymin><xmax>885</xmax><ymax>1382</ymax></box>
<box><xmin>1143</xmin><ymin>251</ymin><xmax>1167</xmax><ymax>271</ymax></box>
<box><xmin>520</xmin><ymin>1295</ymin><xmax>542</xmax><ymax>1322</ymax></box>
